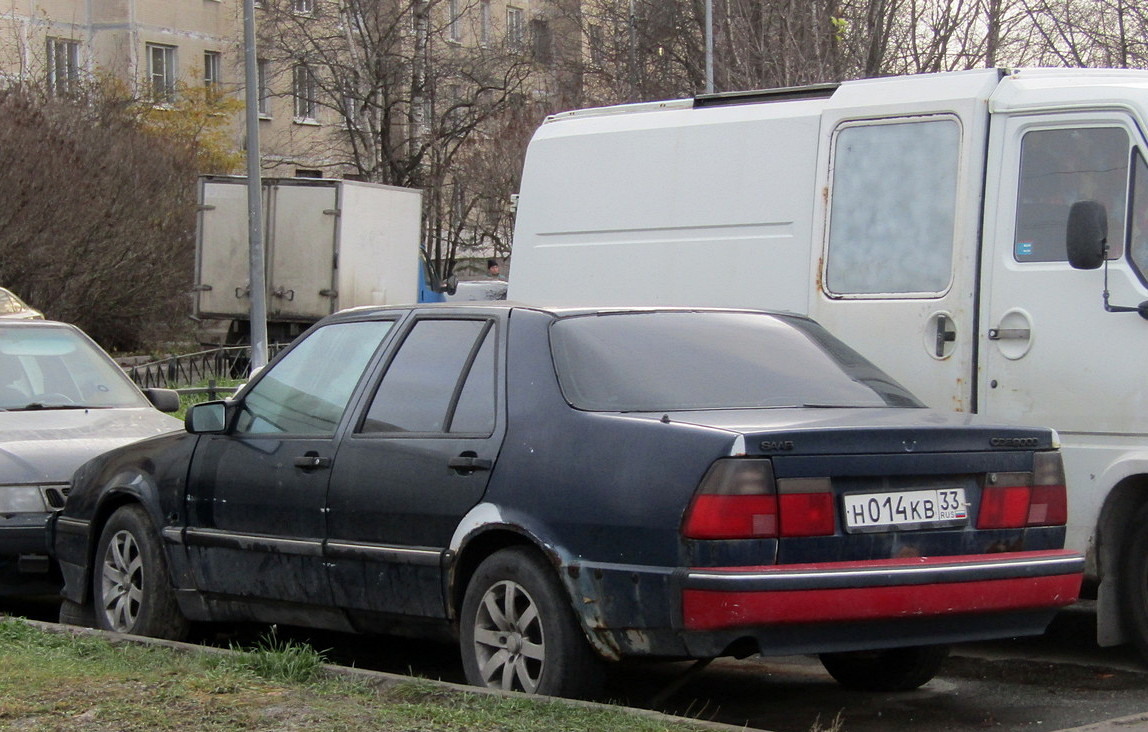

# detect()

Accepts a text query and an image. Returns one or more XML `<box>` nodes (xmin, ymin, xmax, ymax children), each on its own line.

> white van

<box><xmin>509</xmin><ymin>67</ymin><xmax>1148</xmax><ymax>657</ymax></box>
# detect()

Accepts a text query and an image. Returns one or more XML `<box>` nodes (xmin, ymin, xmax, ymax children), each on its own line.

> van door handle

<box><xmin>935</xmin><ymin>314</ymin><xmax>957</xmax><ymax>357</ymax></box>
<box><xmin>988</xmin><ymin>328</ymin><xmax>1031</xmax><ymax>340</ymax></box>
<box><xmin>448</xmin><ymin>456</ymin><xmax>493</xmax><ymax>471</ymax></box>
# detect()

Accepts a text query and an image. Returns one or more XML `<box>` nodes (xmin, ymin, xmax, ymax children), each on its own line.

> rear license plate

<box><xmin>843</xmin><ymin>488</ymin><xmax>968</xmax><ymax>533</ymax></box>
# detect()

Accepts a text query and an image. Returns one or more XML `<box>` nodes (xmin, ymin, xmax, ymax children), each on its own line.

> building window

<box><xmin>480</xmin><ymin>1</ymin><xmax>491</xmax><ymax>47</ymax></box>
<box><xmin>448</xmin><ymin>0</ymin><xmax>462</xmax><ymax>43</ymax></box>
<box><xmin>588</xmin><ymin>24</ymin><xmax>604</xmax><ymax>68</ymax></box>
<box><xmin>147</xmin><ymin>44</ymin><xmax>177</xmax><ymax>103</ymax></box>
<box><xmin>293</xmin><ymin>64</ymin><xmax>318</xmax><ymax>121</ymax></box>
<box><xmin>293</xmin><ymin>0</ymin><xmax>313</xmax><ymax>14</ymax></box>
<box><xmin>46</xmin><ymin>37</ymin><xmax>80</xmax><ymax>96</ymax></box>
<box><xmin>531</xmin><ymin>18</ymin><xmax>552</xmax><ymax>64</ymax></box>
<box><xmin>257</xmin><ymin>59</ymin><xmax>271</xmax><ymax>116</ymax></box>
<box><xmin>204</xmin><ymin>51</ymin><xmax>221</xmax><ymax>93</ymax></box>
<box><xmin>506</xmin><ymin>7</ymin><xmax>524</xmax><ymax>52</ymax></box>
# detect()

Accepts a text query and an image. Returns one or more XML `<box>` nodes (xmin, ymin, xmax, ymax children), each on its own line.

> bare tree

<box><xmin>255</xmin><ymin>0</ymin><xmax>563</xmax><ymax>278</ymax></box>
<box><xmin>0</xmin><ymin>83</ymin><xmax>201</xmax><ymax>350</ymax></box>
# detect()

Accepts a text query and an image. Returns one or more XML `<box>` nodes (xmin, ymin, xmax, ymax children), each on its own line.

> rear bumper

<box><xmin>681</xmin><ymin>550</ymin><xmax>1084</xmax><ymax>631</ymax></box>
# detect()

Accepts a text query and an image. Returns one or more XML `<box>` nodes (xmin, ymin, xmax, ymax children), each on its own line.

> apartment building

<box><xmin>0</xmin><ymin>0</ymin><xmax>579</xmax><ymax>176</ymax></box>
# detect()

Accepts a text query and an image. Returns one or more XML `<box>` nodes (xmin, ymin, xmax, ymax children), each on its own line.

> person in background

<box><xmin>487</xmin><ymin>259</ymin><xmax>502</xmax><ymax>279</ymax></box>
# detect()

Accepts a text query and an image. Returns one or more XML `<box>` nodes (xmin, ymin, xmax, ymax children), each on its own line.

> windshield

<box><xmin>549</xmin><ymin>311</ymin><xmax>922</xmax><ymax>412</ymax></box>
<box><xmin>0</xmin><ymin>325</ymin><xmax>150</xmax><ymax>410</ymax></box>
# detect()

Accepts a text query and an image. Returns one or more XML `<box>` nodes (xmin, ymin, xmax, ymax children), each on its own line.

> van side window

<box><xmin>825</xmin><ymin>119</ymin><xmax>960</xmax><ymax>296</ymax></box>
<box><xmin>1129</xmin><ymin>150</ymin><xmax>1148</xmax><ymax>283</ymax></box>
<box><xmin>1015</xmin><ymin>127</ymin><xmax>1128</xmax><ymax>262</ymax></box>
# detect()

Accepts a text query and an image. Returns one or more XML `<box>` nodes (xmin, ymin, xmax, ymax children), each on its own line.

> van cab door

<box><xmin>809</xmin><ymin>72</ymin><xmax>999</xmax><ymax>412</ymax></box>
<box><xmin>979</xmin><ymin>111</ymin><xmax>1148</xmax><ymax>553</ymax></box>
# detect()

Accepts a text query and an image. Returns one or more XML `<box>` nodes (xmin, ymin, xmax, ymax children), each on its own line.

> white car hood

<box><xmin>0</xmin><ymin>408</ymin><xmax>182</xmax><ymax>484</ymax></box>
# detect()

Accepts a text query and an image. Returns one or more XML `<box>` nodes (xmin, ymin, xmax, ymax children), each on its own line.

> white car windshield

<box><xmin>0</xmin><ymin>325</ymin><xmax>150</xmax><ymax>410</ymax></box>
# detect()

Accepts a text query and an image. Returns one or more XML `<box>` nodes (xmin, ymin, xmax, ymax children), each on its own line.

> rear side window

<box><xmin>825</xmin><ymin>118</ymin><xmax>960</xmax><ymax>296</ymax></box>
<box><xmin>1015</xmin><ymin>127</ymin><xmax>1129</xmax><ymax>262</ymax></box>
<box><xmin>550</xmin><ymin>311</ymin><xmax>921</xmax><ymax>412</ymax></box>
<box><xmin>360</xmin><ymin>319</ymin><xmax>496</xmax><ymax>434</ymax></box>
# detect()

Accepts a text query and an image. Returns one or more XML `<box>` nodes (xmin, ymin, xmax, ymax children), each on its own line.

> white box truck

<box><xmin>509</xmin><ymin>67</ymin><xmax>1148</xmax><ymax>657</ymax></box>
<box><xmin>195</xmin><ymin>176</ymin><xmax>424</xmax><ymax>342</ymax></box>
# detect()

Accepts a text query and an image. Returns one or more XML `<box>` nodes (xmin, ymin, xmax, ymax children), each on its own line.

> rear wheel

<box><xmin>1118</xmin><ymin>503</ymin><xmax>1148</xmax><ymax>661</ymax></box>
<box><xmin>459</xmin><ymin>547</ymin><xmax>603</xmax><ymax>698</ymax></box>
<box><xmin>92</xmin><ymin>504</ymin><xmax>189</xmax><ymax>640</ymax></box>
<box><xmin>819</xmin><ymin>645</ymin><xmax>949</xmax><ymax>691</ymax></box>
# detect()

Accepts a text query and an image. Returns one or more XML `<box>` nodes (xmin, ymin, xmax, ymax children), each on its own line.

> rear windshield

<box><xmin>549</xmin><ymin>311</ymin><xmax>921</xmax><ymax>412</ymax></box>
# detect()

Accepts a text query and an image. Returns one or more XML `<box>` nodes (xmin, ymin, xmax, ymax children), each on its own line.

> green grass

<box><xmin>0</xmin><ymin>619</ymin><xmax>710</xmax><ymax>732</ymax></box>
<box><xmin>173</xmin><ymin>378</ymin><xmax>244</xmax><ymax>420</ymax></box>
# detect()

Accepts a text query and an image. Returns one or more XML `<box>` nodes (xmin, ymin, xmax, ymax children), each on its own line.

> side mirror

<box><xmin>143</xmin><ymin>387</ymin><xmax>181</xmax><ymax>413</ymax></box>
<box><xmin>1066</xmin><ymin>200</ymin><xmax>1108</xmax><ymax>270</ymax></box>
<box><xmin>441</xmin><ymin>275</ymin><xmax>459</xmax><ymax>296</ymax></box>
<box><xmin>186</xmin><ymin>401</ymin><xmax>229</xmax><ymax>434</ymax></box>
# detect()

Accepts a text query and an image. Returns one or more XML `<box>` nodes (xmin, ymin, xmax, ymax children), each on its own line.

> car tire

<box><xmin>1119</xmin><ymin>503</ymin><xmax>1148</xmax><ymax>661</ymax></box>
<box><xmin>92</xmin><ymin>504</ymin><xmax>189</xmax><ymax>640</ymax></box>
<box><xmin>58</xmin><ymin>598</ymin><xmax>96</xmax><ymax>628</ymax></box>
<box><xmin>459</xmin><ymin>547</ymin><xmax>603</xmax><ymax>698</ymax></box>
<box><xmin>818</xmin><ymin>645</ymin><xmax>949</xmax><ymax>691</ymax></box>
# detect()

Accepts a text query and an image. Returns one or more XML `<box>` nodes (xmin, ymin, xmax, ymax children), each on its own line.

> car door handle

<box><xmin>293</xmin><ymin>453</ymin><xmax>332</xmax><ymax>470</ymax></box>
<box><xmin>448</xmin><ymin>456</ymin><xmax>493</xmax><ymax>471</ymax></box>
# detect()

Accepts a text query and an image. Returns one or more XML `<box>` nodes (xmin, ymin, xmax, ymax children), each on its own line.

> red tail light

<box><xmin>977</xmin><ymin>452</ymin><xmax>1067</xmax><ymax>529</ymax></box>
<box><xmin>683</xmin><ymin>461</ymin><xmax>836</xmax><ymax>539</ymax></box>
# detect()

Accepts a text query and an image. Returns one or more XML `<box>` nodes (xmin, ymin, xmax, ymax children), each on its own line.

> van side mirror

<box><xmin>1066</xmin><ymin>200</ymin><xmax>1108</xmax><ymax>270</ymax></box>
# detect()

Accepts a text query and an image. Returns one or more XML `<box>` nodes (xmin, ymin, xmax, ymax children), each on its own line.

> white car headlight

<box><xmin>0</xmin><ymin>485</ymin><xmax>51</xmax><ymax>513</ymax></box>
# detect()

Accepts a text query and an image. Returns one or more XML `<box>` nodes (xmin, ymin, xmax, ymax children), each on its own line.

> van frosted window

<box><xmin>826</xmin><ymin>119</ymin><xmax>960</xmax><ymax>296</ymax></box>
<box><xmin>1015</xmin><ymin>127</ymin><xmax>1129</xmax><ymax>262</ymax></box>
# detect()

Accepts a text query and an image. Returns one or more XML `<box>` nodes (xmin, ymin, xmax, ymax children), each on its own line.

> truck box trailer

<box><xmin>509</xmin><ymin>67</ymin><xmax>1148</xmax><ymax>657</ymax></box>
<box><xmin>195</xmin><ymin>176</ymin><xmax>423</xmax><ymax>342</ymax></box>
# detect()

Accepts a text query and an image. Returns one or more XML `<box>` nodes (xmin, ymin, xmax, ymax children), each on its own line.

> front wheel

<box><xmin>459</xmin><ymin>547</ymin><xmax>603</xmax><ymax>698</ymax></box>
<box><xmin>92</xmin><ymin>504</ymin><xmax>189</xmax><ymax>640</ymax></box>
<box><xmin>1118</xmin><ymin>503</ymin><xmax>1148</xmax><ymax>661</ymax></box>
<box><xmin>819</xmin><ymin>645</ymin><xmax>949</xmax><ymax>691</ymax></box>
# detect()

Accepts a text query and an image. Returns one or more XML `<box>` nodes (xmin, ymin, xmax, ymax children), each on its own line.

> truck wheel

<box><xmin>819</xmin><ymin>645</ymin><xmax>949</xmax><ymax>691</ymax></box>
<box><xmin>459</xmin><ymin>547</ymin><xmax>603</xmax><ymax>698</ymax></box>
<box><xmin>92</xmin><ymin>505</ymin><xmax>189</xmax><ymax>640</ymax></box>
<box><xmin>1118</xmin><ymin>503</ymin><xmax>1148</xmax><ymax>661</ymax></box>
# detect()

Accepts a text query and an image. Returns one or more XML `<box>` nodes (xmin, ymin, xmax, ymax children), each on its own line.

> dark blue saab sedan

<box><xmin>54</xmin><ymin>305</ymin><xmax>1083</xmax><ymax>697</ymax></box>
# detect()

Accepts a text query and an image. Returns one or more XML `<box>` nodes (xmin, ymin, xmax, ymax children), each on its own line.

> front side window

<box><xmin>147</xmin><ymin>44</ymin><xmax>177</xmax><ymax>103</ymax></box>
<box><xmin>1128</xmin><ymin>150</ymin><xmax>1148</xmax><ymax>283</ymax></box>
<box><xmin>1015</xmin><ymin>127</ymin><xmax>1129</xmax><ymax>262</ymax></box>
<box><xmin>825</xmin><ymin>118</ymin><xmax>961</xmax><ymax>296</ymax></box>
<box><xmin>293</xmin><ymin>64</ymin><xmax>318</xmax><ymax>120</ymax></box>
<box><xmin>361</xmin><ymin>319</ymin><xmax>496</xmax><ymax>434</ymax></box>
<box><xmin>46</xmin><ymin>38</ymin><xmax>80</xmax><ymax>96</ymax></box>
<box><xmin>236</xmin><ymin>320</ymin><xmax>393</xmax><ymax>436</ymax></box>
<box><xmin>550</xmin><ymin>312</ymin><xmax>921</xmax><ymax>412</ymax></box>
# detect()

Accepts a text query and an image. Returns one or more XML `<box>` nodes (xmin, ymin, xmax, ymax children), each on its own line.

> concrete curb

<box><xmin>21</xmin><ymin>618</ymin><xmax>761</xmax><ymax>732</ymax></box>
